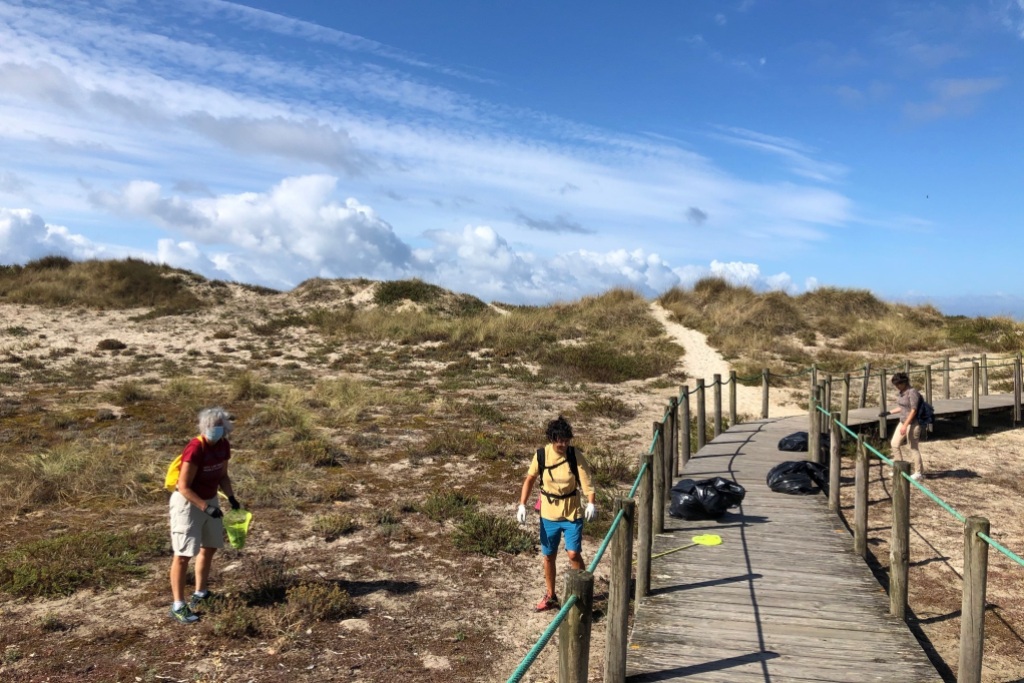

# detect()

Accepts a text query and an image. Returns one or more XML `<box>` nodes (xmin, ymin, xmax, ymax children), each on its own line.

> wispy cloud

<box><xmin>709</xmin><ymin>126</ymin><xmax>848</xmax><ymax>183</ymax></box>
<box><xmin>903</xmin><ymin>77</ymin><xmax>1006</xmax><ymax>122</ymax></box>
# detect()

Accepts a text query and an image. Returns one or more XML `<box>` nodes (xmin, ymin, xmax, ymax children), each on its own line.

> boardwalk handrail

<box><xmin>824</xmin><ymin>404</ymin><xmax>1024</xmax><ymax>568</ymax></box>
<box><xmin>819</xmin><ymin>401</ymin><xmax>1023</xmax><ymax>683</ymax></box>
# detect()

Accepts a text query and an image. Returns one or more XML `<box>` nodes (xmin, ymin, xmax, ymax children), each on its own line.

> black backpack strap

<box><xmin>567</xmin><ymin>446</ymin><xmax>581</xmax><ymax>489</ymax></box>
<box><xmin>538</xmin><ymin>445</ymin><xmax>581</xmax><ymax>503</ymax></box>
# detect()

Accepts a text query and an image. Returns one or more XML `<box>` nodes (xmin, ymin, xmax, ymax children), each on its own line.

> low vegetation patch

<box><xmin>421</xmin><ymin>490</ymin><xmax>478</xmax><ymax>522</ymax></box>
<box><xmin>453</xmin><ymin>511</ymin><xmax>534</xmax><ymax>556</ymax></box>
<box><xmin>0</xmin><ymin>529</ymin><xmax>165</xmax><ymax>598</ymax></box>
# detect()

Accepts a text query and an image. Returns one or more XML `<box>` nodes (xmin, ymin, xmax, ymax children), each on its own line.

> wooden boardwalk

<box><xmin>845</xmin><ymin>392</ymin><xmax>1019</xmax><ymax>428</ymax></box>
<box><xmin>626</xmin><ymin>415</ymin><xmax>941</xmax><ymax>682</ymax></box>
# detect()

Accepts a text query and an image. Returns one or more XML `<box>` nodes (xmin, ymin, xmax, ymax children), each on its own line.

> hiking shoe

<box><xmin>910</xmin><ymin>472</ymin><xmax>923</xmax><ymax>482</ymax></box>
<box><xmin>169</xmin><ymin>604</ymin><xmax>199</xmax><ymax>624</ymax></box>
<box><xmin>188</xmin><ymin>591</ymin><xmax>213</xmax><ymax>611</ymax></box>
<box><xmin>534</xmin><ymin>594</ymin><xmax>559</xmax><ymax>612</ymax></box>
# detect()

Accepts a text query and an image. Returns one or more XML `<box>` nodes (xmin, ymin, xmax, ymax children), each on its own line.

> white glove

<box><xmin>516</xmin><ymin>504</ymin><xmax>527</xmax><ymax>524</ymax></box>
<box><xmin>584</xmin><ymin>502</ymin><xmax>596</xmax><ymax>522</ymax></box>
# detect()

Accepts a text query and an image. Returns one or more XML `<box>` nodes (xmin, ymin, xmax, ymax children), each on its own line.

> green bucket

<box><xmin>224</xmin><ymin>509</ymin><xmax>253</xmax><ymax>549</ymax></box>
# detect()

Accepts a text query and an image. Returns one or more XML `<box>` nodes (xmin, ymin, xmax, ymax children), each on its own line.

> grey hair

<box><xmin>198</xmin><ymin>406</ymin><xmax>233</xmax><ymax>435</ymax></box>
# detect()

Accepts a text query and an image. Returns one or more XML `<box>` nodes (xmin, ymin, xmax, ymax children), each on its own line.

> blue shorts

<box><xmin>540</xmin><ymin>518</ymin><xmax>583</xmax><ymax>556</ymax></box>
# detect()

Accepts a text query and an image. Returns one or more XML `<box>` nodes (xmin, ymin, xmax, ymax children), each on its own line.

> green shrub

<box><xmin>0</xmin><ymin>530</ymin><xmax>165</xmax><ymax>598</ymax></box>
<box><xmin>311</xmin><ymin>514</ymin><xmax>358</xmax><ymax>541</ymax></box>
<box><xmin>230</xmin><ymin>371</ymin><xmax>270</xmax><ymax>401</ymax></box>
<box><xmin>374</xmin><ymin>279</ymin><xmax>444</xmax><ymax>306</ymax></box>
<box><xmin>282</xmin><ymin>582</ymin><xmax>358</xmax><ymax>624</ymax></box>
<box><xmin>453</xmin><ymin>512</ymin><xmax>534</xmax><ymax>556</ymax></box>
<box><xmin>97</xmin><ymin>339</ymin><xmax>127</xmax><ymax>351</ymax></box>
<box><xmin>421</xmin><ymin>490</ymin><xmax>478</xmax><ymax>522</ymax></box>
<box><xmin>240</xmin><ymin>556</ymin><xmax>293</xmax><ymax>606</ymax></box>
<box><xmin>586</xmin><ymin>447</ymin><xmax>637</xmax><ymax>488</ymax></box>
<box><xmin>208</xmin><ymin>598</ymin><xmax>263</xmax><ymax>638</ymax></box>
<box><xmin>111</xmin><ymin>380</ymin><xmax>148</xmax><ymax>404</ymax></box>
<box><xmin>541</xmin><ymin>342</ymin><xmax>677</xmax><ymax>383</ymax></box>
<box><xmin>575</xmin><ymin>394</ymin><xmax>637</xmax><ymax>421</ymax></box>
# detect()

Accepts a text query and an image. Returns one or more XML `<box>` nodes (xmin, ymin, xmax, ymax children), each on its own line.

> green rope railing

<box><xmin>817</xmin><ymin>404</ymin><xmax>1023</xmax><ymax>568</ymax></box>
<box><xmin>505</xmin><ymin>595</ymin><xmax>579</xmax><ymax>683</ymax></box>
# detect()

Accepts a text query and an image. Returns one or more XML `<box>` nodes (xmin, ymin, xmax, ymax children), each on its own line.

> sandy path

<box><xmin>649</xmin><ymin>302</ymin><xmax>804</xmax><ymax>419</ymax></box>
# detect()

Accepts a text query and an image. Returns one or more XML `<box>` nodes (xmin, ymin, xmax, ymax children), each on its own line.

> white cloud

<box><xmin>0</xmin><ymin>207</ymin><xmax>101</xmax><ymax>261</ymax></box>
<box><xmin>92</xmin><ymin>176</ymin><xmax>415</xmax><ymax>284</ymax></box>
<box><xmin>673</xmin><ymin>259</ymin><xmax>797</xmax><ymax>293</ymax></box>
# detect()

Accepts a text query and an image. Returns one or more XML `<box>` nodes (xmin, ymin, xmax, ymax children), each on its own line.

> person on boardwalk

<box><xmin>515</xmin><ymin>416</ymin><xmax>597</xmax><ymax>611</ymax></box>
<box><xmin>168</xmin><ymin>407</ymin><xmax>241</xmax><ymax>623</ymax></box>
<box><xmin>887</xmin><ymin>372</ymin><xmax>925</xmax><ymax>481</ymax></box>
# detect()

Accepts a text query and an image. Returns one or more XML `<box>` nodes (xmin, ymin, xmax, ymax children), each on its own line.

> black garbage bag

<box><xmin>669</xmin><ymin>477</ymin><xmax>746</xmax><ymax>520</ymax></box>
<box><xmin>766</xmin><ymin>460</ymin><xmax>829</xmax><ymax>495</ymax></box>
<box><xmin>777</xmin><ymin>431</ymin><xmax>830</xmax><ymax>459</ymax></box>
<box><xmin>777</xmin><ymin>431</ymin><xmax>808</xmax><ymax>451</ymax></box>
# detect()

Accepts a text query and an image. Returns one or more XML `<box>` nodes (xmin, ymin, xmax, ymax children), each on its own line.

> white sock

<box><xmin>173</xmin><ymin>601</ymin><xmax>185</xmax><ymax>611</ymax></box>
<box><xmin>193</xmin><ymin>590</ymin><xmax>209</xmax><ymax>598</ymax></box>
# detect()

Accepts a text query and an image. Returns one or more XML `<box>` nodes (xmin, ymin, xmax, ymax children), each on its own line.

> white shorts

<box><xmin>169</xmin><ymin>492</ymin><xmax>224</xmax><ymax>556</ymax></box>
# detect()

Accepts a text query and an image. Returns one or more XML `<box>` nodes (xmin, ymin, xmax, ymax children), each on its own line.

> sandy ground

<box><xmin>648</xmin><ymin>302</ymin><xmax>805</xmax><ymax>419</ymax></box>
<box><xmin>2</xmin><ymin>292</ymin><xmax>1021</xmax><ymax>682</ymax></box>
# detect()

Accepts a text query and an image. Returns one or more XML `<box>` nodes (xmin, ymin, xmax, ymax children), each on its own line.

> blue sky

<box><xmin>1</xmin><ymin>1</ymin><xmax>1023</xmax><ymax>315</ymax></box>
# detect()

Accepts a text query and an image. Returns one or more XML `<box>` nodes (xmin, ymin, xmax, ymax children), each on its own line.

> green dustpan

<box><xmin>224</xmin><ymin>509</ymin><xmax>253</xmax><ymax>549</ymax></box>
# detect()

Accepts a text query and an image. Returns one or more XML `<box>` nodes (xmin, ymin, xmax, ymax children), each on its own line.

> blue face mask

<box><xmin>205</xmin><ymin>426</ymin><xmax>225</xmax><ymax>443</ymax></box>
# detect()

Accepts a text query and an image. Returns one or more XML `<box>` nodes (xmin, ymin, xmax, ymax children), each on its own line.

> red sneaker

<box><xmin>534</xmin><ymin>594</ymin><xmax>559</xmax><ymax>612</ymax></box>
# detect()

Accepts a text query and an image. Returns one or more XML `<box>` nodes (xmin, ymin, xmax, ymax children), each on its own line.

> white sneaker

<box><xmin>910</xmin><ymin>472</ymin><xmax>922</xmax><ymax>482</ymax></box>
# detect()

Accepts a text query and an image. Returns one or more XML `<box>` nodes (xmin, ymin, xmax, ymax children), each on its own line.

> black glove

<box><xmin>878</xmin><ymin>412</ymin><xmax>888</xmax><ymax>418</ymax></box>
<box><xmin>205</xmin><ymin>505</ymin><xmax>223</xmax><ymax>518</ymax></box>
<box><xmin>228</xmin><ymin>496</ymin><xmax>241</xmax><ymax>511</ymax></box>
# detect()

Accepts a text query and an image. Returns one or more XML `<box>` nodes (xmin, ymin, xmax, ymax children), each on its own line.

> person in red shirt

<box><xmin>167</xmin><ymin>407</ymin><xmax>241</xmax><ymax>624</ymax></box>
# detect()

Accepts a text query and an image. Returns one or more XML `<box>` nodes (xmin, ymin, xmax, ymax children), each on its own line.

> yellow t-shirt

<box><xmin>528</xmin><ymin>444</ymin><xmax>595</xmax><ymax>522</ymax></box>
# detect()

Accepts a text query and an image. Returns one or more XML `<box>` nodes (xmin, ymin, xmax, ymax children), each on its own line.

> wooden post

<box><xmin>558</xmin><ymin>569</ymin><xmax>594</xmax><ymax>683</ymax></box>
<box><xmin>971</xmin><ymin>362</ymin><xmax>980</xmax><ymax>430</ymax></box>
<box><xmin>890</xmin><ymin>461</ymin><xmax>911</xmax><ymax>620</ymax></box>
<box><xmin>878</xmin><ymin>370</ymin><xmax>888</xmax><ymax>440</ymax></box>
<box><xmin>696</xmin><ymin>379</ymin><xmax>706</xmax><ymax>450</ymax></box>
<box><xmin>943</xmin><ymin>356</ymin><xmax>951</xmax><ymax>400</ymax></box>
<box><xmin>810</xmin><ymin>364</ymin><xmax>817</xmax><ymax>403</ymax></box>
<box><xmin>981</xmin><ymin>353</ymin><xmax>989</xmax><ymax>396</ymax></box>
<box><xmin>854</xmin><ymin>440</ymin><xmax>868</xmax><ymax>559</ymax></box>
<box><xmin>680</xmin><ymin>388</ymin><xmax>691</xmax><ymax>469</ymax></box>
<box><xmin>652</xmin><ymin>421</ymin><xmax>665</xmax><ymax>535</ymax></box>
<box><xmin>924</xmin><ymin>364</ymin><xmax>934</xmax><ymax>434</ymax></box>
<box><xmin>809</xmin><ymin>385</ymin><xmax>821</xmax><ymax>466</ymax></box>
<box><xmin>635</xmin><ymin>454</ymin><xmax>652</xmax><ymax>603</ymax></box>
<box><xmin>841</xmin><ymin>373</ymin><xmax>850</xmax><ymax>429</ymax></box>
<box><xmin>818</xmin><ymin>378</ymin><xmax>829</xmax><ymax>438</ymax></box>
<box><xmin>904</xmin><ymin>359</ymin><xmax>910</xmax><ymax>374</ymax></box>
<box><xmin>1014</xmin><ymin>354</ymin><xmax>1022</xmax><ymax>424</ymax></box>
<box><xmin>713</xmin><ymin>373</ymin><xmax>722</xmax><ymax>438</ymax></box>
<box><xmin>761</xmin><ymin>369</ymin><xmax>769</xmax><ymax>419</ymax></box>
<box><xmin>860</xmin><ymin>363</ymin><xmax>870</xmax><ymax>408</ymax></box>
<box><xmin>957</xmin><ymin>516</ymin><xmax>990</xmax><ymax>683</ymax></box>
<box><xmin>604</xmin><ymin>497</ymin><xmax>635</xmax><ymax>683</ymax></box>
<box><xmin>729</xmin><ymin>370</ymin><xmax>737</xmax><ymax>426</ymax></box>
<box><xmin>825</xmin><ymin>374</ymin><xmax>833</xmax><ymax>418</ymax></box>
<box><xmin>828</xmin><ymin>416</ymin><xmax>841</xmax><ymax>512</ymax></box>
<box><xmin>666</xmin><ymin>398</ymin><xmax>677</xmax><ymax>485</ymax></box>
